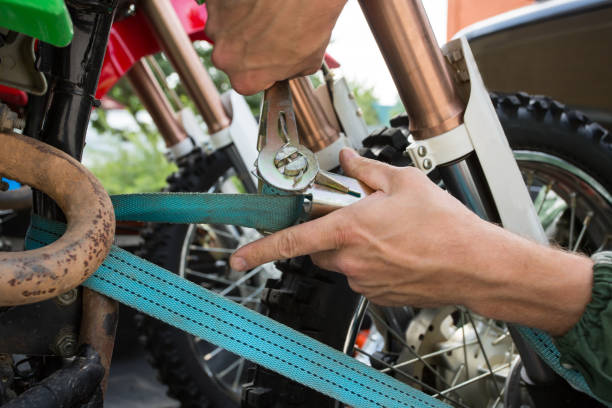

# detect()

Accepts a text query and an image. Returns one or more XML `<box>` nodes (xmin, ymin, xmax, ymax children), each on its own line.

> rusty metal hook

<box><xmin>0</xmin><ymin>131</ymin><xmax>115</xmax><ymax>306</ymax></box>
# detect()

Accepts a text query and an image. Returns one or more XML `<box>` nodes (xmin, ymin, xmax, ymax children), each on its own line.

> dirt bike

<box><xmin>0</xmin><ymin>0</ymin><xmax>610</xmax><ymax>407</ymax></box>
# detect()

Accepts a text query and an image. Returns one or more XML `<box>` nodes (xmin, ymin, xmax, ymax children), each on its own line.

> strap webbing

<box><xmin>111</xmin><ymin>193</ymin><xmax>306</xmax><ymax>231</ymax></box>
<box><xmin>25</xmin><ymin>192</ymin><xmax>448</xmax><ymax>408</ymax></box>
<box><xmin>25</xmin><ymin>192</ymin><xmax>602</xmax><ymax>406</ymax></box>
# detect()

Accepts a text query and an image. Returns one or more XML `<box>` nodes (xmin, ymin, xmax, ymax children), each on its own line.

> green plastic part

<box><xmin>0</xmin><ymin>0</ymin><xmax>73</xmax><ymax>47</ymax></box>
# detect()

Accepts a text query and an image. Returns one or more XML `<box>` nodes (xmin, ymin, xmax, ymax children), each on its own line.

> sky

<box><xmin>328</xmin><ymin>0</ymin><xmax>448</xmax><ymax>105</ymax></box>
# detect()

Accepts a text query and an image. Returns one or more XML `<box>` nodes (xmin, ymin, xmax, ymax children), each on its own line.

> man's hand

<box><xmin>205</xmin><ymin>0</ymin><xmax>346</xmax><ymax>95</ymax></box>
<box><xmin>232</xmin><ymin>148</ymin><xmax>491</xmax><ymax>307</ymax></box>
<box><xmin>231</xmin><ymin>149</ymin><xmax>594</xmax><ymax>335</ymax></box>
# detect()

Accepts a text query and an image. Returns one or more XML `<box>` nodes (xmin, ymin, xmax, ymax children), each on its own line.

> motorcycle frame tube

<box><xmin>358</xmin><ymin>0</ymin><xmax>465</xmax><ymax>140</ymax></box>
<box><xmin>37</xmin><ymin>2</ymin><xmax>117</xmax><ymax>161</ymax></box>
<box><xmin>289</xmin><ymin>77</ymin><xmax>340</xmax><ymax>152</ymax></box>
<box><xmin>31</xmin><ymin>0</ymin><xmax>120</xmax><ymax>398</ymax></box>
<box><xmin>360</xmin><ymin>0</ymin><xmax>556</xmax><ymax>385</ymax></box>
<box><xmin>126</xmin><ymin>59</ymin><xmax>188</xmax><ymax>147</ymax></box>
<box><xmin>80</xmin><ymin>288</ymin><xmax>119</xmax><ymax>392</ymax></box>
<box><xmin>139</xmin><ymin>0</ymin><xmax>230</xmax><ymax>134</ymax></box>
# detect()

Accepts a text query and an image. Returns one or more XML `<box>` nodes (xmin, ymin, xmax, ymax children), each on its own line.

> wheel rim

<box><xmin>343</xmin><ymin>150</ymin><xmax>612</xmax><ymax>408</ymax></box>
<box><xmin>516</xmin><ymin>150</ymin><xmax>612</xmax><ymax>252</ymax></box>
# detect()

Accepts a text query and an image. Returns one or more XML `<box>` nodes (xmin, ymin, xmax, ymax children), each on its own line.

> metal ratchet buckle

<box><xmin>255</xmin><ymin>80</ymin><xmax>371</xmax><ymax>217</ymax></box>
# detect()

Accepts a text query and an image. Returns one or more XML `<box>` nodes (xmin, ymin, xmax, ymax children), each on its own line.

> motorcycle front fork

<box><xmin>359</xmin><ymin>0</ymin><xmax>557</xmax><ymax>386</ymax></box>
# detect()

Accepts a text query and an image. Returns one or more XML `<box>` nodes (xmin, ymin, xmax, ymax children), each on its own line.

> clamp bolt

<box><xmin>56</xmin><ymin>288</ymin><xmax>79</xmax><ymax>306</ymax></box>
<box><xmin>274</xmin><ymin>145</ymin><xmax>308</xmax><ymax>177</ymax></box>
<box><xmin>417</xmin><ymin>146</ymin><xmax>427</xmax><ymax>157</ymax></box>
<box><xmin>422</xmin><ymin>159</ymin><xmax>433</xmax><ymax>170</ymax></box>
<box><xmin>54</xmin><ymin>331</ymin><xmax>78</xmax><ymax>357</ymax></box>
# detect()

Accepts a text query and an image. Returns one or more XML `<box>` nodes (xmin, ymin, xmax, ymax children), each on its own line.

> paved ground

<box><xmin>106</xmin><ymin>355</ymin><xmax>178</xmax><ymax>408</ymax></box>
<box><xmin>105</xmin><ymin>306</ymin><xmax>179</xmax><ymax>408</ymax></box>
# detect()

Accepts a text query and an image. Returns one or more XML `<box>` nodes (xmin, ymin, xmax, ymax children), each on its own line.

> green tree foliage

<box><xmin>86</xmin><ymin>75</ymin><xmax>177</xmax><ymax>195</ymax></box>
<box><xmin>88</xmin><ymin>106</ymin><xmax>177</xmax><ymax>195</ymax></box>
<box><xmin>349</xmin><ymin>80</ymin><xmax>380</xmax><ymax>126</ymax></box>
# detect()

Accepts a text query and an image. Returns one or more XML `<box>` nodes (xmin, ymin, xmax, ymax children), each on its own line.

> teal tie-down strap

<box><xmin>111</xmin><ymin>193</ymin><xmax>306</xmax><ymax>231</ymax></box>
<box><xmin>25</xmin><ymin>192</ymin><xmax>600</xmax><ymax>407</ymax></box>
<box><xmin>25</xmin><ymin>192</ymin><xmax>448</xmax><ymax>408</ymax></box>
<box><xmin>516</xmin><ymin>327</ymin><xmax>606</xmax><ymax>405</ymax></box>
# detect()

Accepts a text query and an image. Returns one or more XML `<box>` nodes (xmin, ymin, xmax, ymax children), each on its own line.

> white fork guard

<box><xmin>442</xmin><ymin>37</ymin><xmax>548</xmax><ymax>244</ymax></box>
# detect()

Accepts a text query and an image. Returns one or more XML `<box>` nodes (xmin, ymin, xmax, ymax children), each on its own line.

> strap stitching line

<box><xmin>87</xmin><ymin>273</ymin><xmax>390</xmax><ymax>408</ymax></box>
<box><xmin>105</xmin><ymin>250</ymin><xmax>428</xmax><ymax>404</ymax></box>
<box><xmin>98</xmin><ymin>259</ymin><xmax>419</xmax><ymax>407</ymax></box>
<box><xmin>30</xmin><ymin>223</ymin><xmax>436</xmax><ymax>407</ymax></box>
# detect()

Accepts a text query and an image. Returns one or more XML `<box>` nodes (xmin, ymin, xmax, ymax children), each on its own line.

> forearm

<box><xmin>460</xmin><ymin>222</ymin><xmax>593</xmax><ymax>336</ymax></box>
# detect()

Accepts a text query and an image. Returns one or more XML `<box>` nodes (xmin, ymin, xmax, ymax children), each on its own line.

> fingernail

<box><xmin>340</xmin><ymin>147</ymin><xmax>358</xmax><ymax>160</ymax></box>
<box><xmin>231</xmin><ymin>256</ymin><xmax>247</xmax><ymax>272</ymax></box>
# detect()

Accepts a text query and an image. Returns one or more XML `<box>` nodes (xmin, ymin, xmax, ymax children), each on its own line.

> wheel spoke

<box><xmin>434</xmin><ymin>363</ymin><xmax>510</xmax><ymax>397</ymax></box>
<box><xmin>219</xmin><ymin>266</ymin><xmax>264</xmax><ymax>296</ymax></box>
<box><xmin>526</xmin><ymin>169</ymin><xmax>535</xmax><ymax>190</ymax></box>
<box><xmin>369</xmin><ymin>309</ymin><xmax>452</xmax><ymax>389</ymax></box>
<box><xmin>217</xmin><ymin>357</ymin><xmax>242</xmax><ymax>379</ymax></box>
<box><xmin>205</xmin><ymin>226</ymin><xmax>241</xmax><ymax>241</ymax></box>
<box><xmin>572</xmin><ymin>211</ymin><xmax>593</xmax><ymax>252</ymax></box>
<box><xmin>568</xmin><ymin>192</ymin><xmax>577</xmax><ymax>249</ymax></box>
<box><xmin>204</xmin><ymin>346</ymin><xmax>224</xmax><ymax>361</ymax></box>
<box><xmin>354</xmin><ymin>347</ymin><xmax>471</xmax><ymax>408</ymax></box>
<box><xmin>597</xmin><ymin>234</ymin><xmax>612</xmax><ymax>252</ymax></box>
<box><xmin>232</xmin><ymin>358</ymin><xmax>246</xmax><ymax>390</ymax></box>
<box><xmin>492</xmin><ymin>331</ymin><xmax>510</xmax><ymax>345</ymax></box>
<box><xmin>185</xmin><ymin>268</ymin><xmax>233</xmax><ymax>285</ymax></box>
<box><xmin>190</xmin><ymin>244</ymin><xmax>236</xmax><ymax>254</ymax></box>
<box><xmin>491</xmin><ymin>374</ymin><xmax>506</xmax><ymax>408</ymax></box>
<box><xmin>450</xmin><ymin>364</ymin><xmax>465</xmax><ymax>387</ymax></box>
<box><xmin>460</xmin><ymin>310</ymin><xmax>469</xmax><ymax>383</ymax></box>
<box><xmin>536</xmin><ymin>180</ymin><xmax>554</xmax><ymax>214</ymax></box>
<box><xmin>465</xmin><ymin>311</ymin><xmax>501</xmax><ymax>396</ymax></box>
<box><xmin>235</xmin><ymin>283</ymin><xmax>266</xmax><ymax>305</ymax></box>
<box><xmin>224</xmin><ymin>295</ymin><xmax>261</xmax><ymax>304</ymax></box>
<box><xmin>381</xmin><ymin>340</ymin><xmax>478</xmax><ymax>373</ymax></box>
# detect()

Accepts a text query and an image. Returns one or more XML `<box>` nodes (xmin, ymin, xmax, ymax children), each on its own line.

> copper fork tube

<box><xmin>139</xmin><ymin>0</ymin><xmax>230</xmax><ymax>134</ymax></box>
<box><xmin>358</xmin><ymin>0</ymin><xmax>465</xmax><ymax>139</ymax></box>
<box><xmin>289</xmin><ymin>77</ymin><xmax>340</xmax><ymax>152</ymax></box>
<box><xmin>127</xmin><ymin>59</ymin><xmax>188</xmax><ymax>147</ymax></box>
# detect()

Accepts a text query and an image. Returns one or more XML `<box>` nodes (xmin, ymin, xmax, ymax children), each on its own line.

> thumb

<box><xmin>339</xmin><ymin>148</ymin><xmax>395</xmax><ymax>192</ymax></box>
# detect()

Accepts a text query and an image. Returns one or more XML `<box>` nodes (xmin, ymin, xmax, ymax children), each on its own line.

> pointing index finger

<box><xmin>230</xmin><ymin>212</ymin><xmax>342</xmax><ymax>271</ymax></box>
